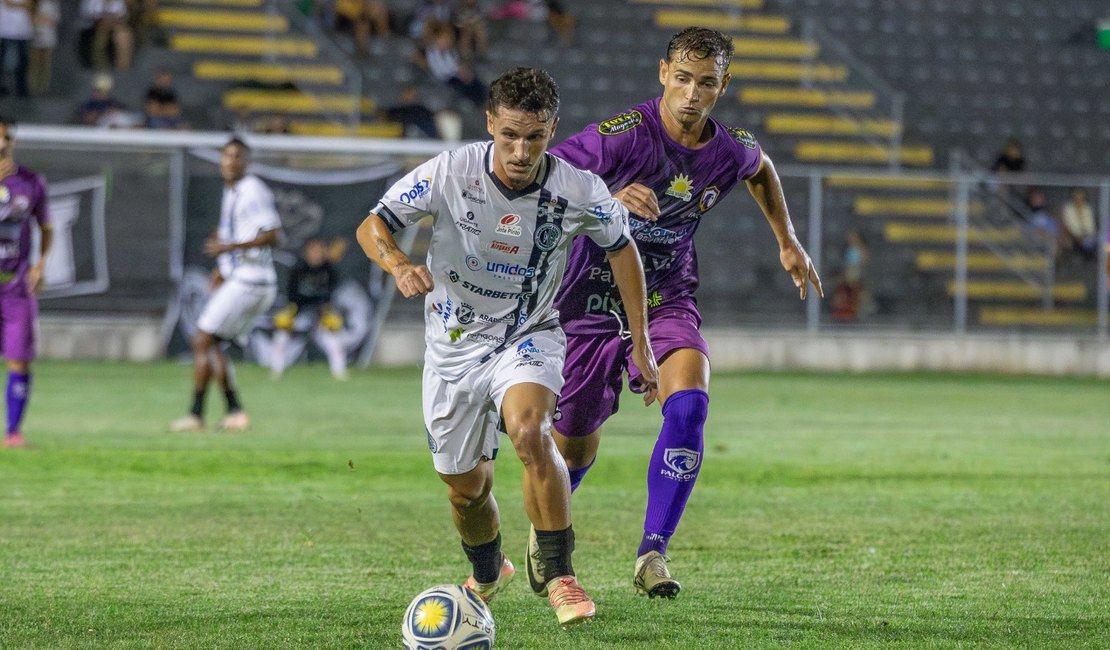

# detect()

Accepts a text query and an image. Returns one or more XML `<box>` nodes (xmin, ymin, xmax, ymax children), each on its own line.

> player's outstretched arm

<box><xmin>612</xmin><ymin>182</ymin><xmax>660</xmax><ymax>222</ymax></box>
<box><xmin>606</xmin><ymin>243</ymin><xmax>659</xmax><ymax>405</ymax></box>
<box><xmin>745</xmin><ymin>152</ymin><xmax>824</xmax><ymax>300</ymax></box>
<box><xmin>356</xmin><ymin>213</ymin><xmax>433</xmax><ymax>298</ymax></box>
<box><xmin>204</xmin><ymin>228</ymin><xmax>280</xmax><ymax>257</ymax></box>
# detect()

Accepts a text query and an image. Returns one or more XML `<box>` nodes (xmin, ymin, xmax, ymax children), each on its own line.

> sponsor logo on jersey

<box><xmin>534</xmin><ymin>222</ymin><xmax>561</xmax><ymax>251</ymax></box>
<box><xmin>467</xmin><ymin>332</ymin><xmax>505</xmax><ymax>345</ymax></box>
<box><xmin>585</xmin><ymin>293</ymin><xmax>623</xmax><ymax>315</ymax></box>
<box><xmin>427</xmin><ymin>432</ymin><xmax>439</xmax><ymax>452</ymax></box>
<box><xmin>461</xmin><ymin>280</ymin><xmax>531</xmax><ymax>300</ymax></box>
<box><xmin>461</xmin><ymin>179</ymin><xmax>486</xmax><ymax>205</ymax></box>
<box><xmin>727</xmin><ymin>127</ymin><xmax>759</xmax><ymax>149</ymax></box>
<box><xmin>496</xmin><ymin>213</ymin><xmax>522</xmax><ymax>237</ymax></box>
<box><xmin>665</xmin><ymin>173</ymin><xmax>694</xmax><ymax>202</ymax></box>
<box><xmin>587</xmin><ymin>265</ymin><xmax>614</xmax><ymax>284</ymax></box>
<box><xmin>465</xmin><ymin>255</ymin><xmax>482</xmax><ymax>271</ymax></box>
<box><xmin>457</xmin><ymin>211</ymin><xmax>481</xmax><ymax>235</ymax></box>
<box><xmin>456</xmin><ymin>303</ymin><xmax>475</xmax><ymax>324</ymax></box>
<box><xmin>516</xmin><ymin>338</ymin><xmax>540</xmax><ymax>356</ymax></box>
<box><xmin>597</xmin><ymin>110</ymin><xmax>643</xmax><ymax>136</ymax></box>
<box><xmin>642</xmin><ymin>250</ymin><xmax>677</xmax><ymax>272</ymax></box>
<box><xmin>478</xmin><ymin>312</ymin><xmax>516</xmax><ymax>324</ymax></box>
<box><xmin>699</xmin><ymin>186</ymin><xmax>720</xmax><ymax>212</ymax></box>
<box><xmin>399</xmin><ymin>177</ymin><xmax>432</xmax><ymax>204</ymax></box>
<box><xmin>449</xmin><ymin>327</ymin><xmax>464</xmax><ymax>342</ymax></box>
<box><xmin>487</xmin><ymin>261</ymin><xmax>537</xmax><ymax>278</ymax></box>
<box><xmin>647</xmin><ymin>290</ymin><xmax>665</xmax><ymax>308</ymax></box>
<box><xmin>630</xmin><ymin>218</ymin><xmax>683</xmax><ymax>245</ymax></box>
<box><xmin>448</xmin><ymin>270</ymin><xmax>460</xmax><ymax>282</ymax></box>
<box><xmin>432</xmin><ymin>297</ymin><xmax>455</xmax><ymax>331</ymax></box>
<box><xmin>662</xmin><ymin>447</ymin><xmax>701</xmax><ymax>480</ymax></box>
<box><xmin>490</xmin><ymin>240</ymin><xmax>520</xmax><ymax>254</ymax></box>
<box><xmin>590</xmin><ymin>204</ymin><xmax>615</xmax><ymax>225</ymax></box>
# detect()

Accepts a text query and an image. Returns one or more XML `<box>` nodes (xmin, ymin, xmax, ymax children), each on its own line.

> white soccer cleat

<box><xmin>633</xmin><ymin>551</ymin><xmax>681</xmax><ymax>599</ymax></box>
<box><xmin>525</xmin><ymin>525</ymin><xmax>549</xmax><ymax>596</ymax></box>
<box><xmin>168</xmin><ymin>415</ymin><xmax>205</xmax><ymax>432</ymax></box>
<box><xmin>218</xmin><ymin>411</ymin><xmax>251</xmax><ymax>432</ymax></box>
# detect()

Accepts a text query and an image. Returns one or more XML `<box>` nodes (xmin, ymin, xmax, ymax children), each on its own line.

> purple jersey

<box><xmin>0</xmin><ymin>165</ymin><xmax>50</xmax><ymax>297</ymax></box>
<box><xmin>551</xmin><ymin>98</ymin><xmax>763</xmax><ymax>335</ymax></box>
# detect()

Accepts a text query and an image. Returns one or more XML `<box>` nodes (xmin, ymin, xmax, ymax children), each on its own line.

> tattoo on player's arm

<box><xmin>375</xmin><ymin>237</ymin><xmax>408</xmax><ymax>273</ymax></box>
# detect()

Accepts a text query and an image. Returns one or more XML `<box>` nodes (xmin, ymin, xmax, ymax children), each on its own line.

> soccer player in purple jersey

<box><xmin>0</xmin><ymin>116</ymin><xmax>53</xmax><ymax>449</ymax></box>
<box><xmin>524</xmin><ymin>27</ymin><xmax>824</xmax><ymax>598</ymax></box>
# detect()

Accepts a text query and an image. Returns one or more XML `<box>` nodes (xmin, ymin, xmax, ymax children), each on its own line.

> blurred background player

<box><xmin>270</xmin><ymin>237</ymin><xmax>349</xmax><ymax>380</ymax></box>
<box><xmin>170</xmin><ymin>137</ymin><xmax>282</xmax><ymax>433</ymax></box>
<box><xmin>533</xmin><ymin>27</ymin><xmax>822</xmax><ymax>599</ymax></box>
<box><xmin>0</xmin><ymin>115</ymin><xmax>52</xmax><ymax>449</ymax></box>
<box><xmin>356</xmin><ymin>67</ymin><xmax>657</xmax><ymax>626</ymax></box>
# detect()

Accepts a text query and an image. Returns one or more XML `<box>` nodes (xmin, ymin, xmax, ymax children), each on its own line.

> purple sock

<box><xmin>568</xmin><ymin>458</ymin><xmax>594</xmax><ymax>493</ymax></box>
<box><xmin>639</xmin><ymin>389</ymin><xmax>708</xmax><ymax>558</ymax></box>
<box><xmin>7</xmin><ymin>371</ymin><xmax>31</xmax><ymax>435</ymax></box>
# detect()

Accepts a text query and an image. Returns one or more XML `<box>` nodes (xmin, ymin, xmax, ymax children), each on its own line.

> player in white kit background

<box><xmin>170</xmin><ymin>137</ymin><xmax>282</xmax><ymax>433</ymax></box>
<box><xmin>356</xmin><ymin>67</ymin><xmax>658</xmax><ymax>627</ymax></box>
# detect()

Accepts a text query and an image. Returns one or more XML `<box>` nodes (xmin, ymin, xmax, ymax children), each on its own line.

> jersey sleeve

<box><xmin>242</xmin><ymin>180</ymin><xmax>281</xmax><ymax>237</ymax></box>
<box><xmin>550</xmin><ymin>126</ymin><xmax>632</xmax><ymax>186</ymax></box>
<box><xmin>371</xmin><ymin>154</ymin><xmax>443</xmax><ymax>233</ymax></box>
<box><xmin>727</xmin><ymin>127</ymin><xmax>764</xmax><ymax>181</ymax></box>
<box><xmin>32</xmin><ymin>173</ymin><xmax>51</xmax><ymax>229</ymax></box>
<box><xmin>576</xmin><ymin>173</ymin><xmax>631</xmax><ymax>253</ymax></box>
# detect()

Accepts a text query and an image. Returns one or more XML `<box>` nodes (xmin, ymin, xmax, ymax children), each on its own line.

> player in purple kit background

<box><xmin>0</xmin><ymin>116</ymin><xmax>53</xmax><ymax>449</ymax></box>
<box><xmin>524</xmin><ymin>27</ymin><xmax>824</xmax><ymax>598</ymax></box>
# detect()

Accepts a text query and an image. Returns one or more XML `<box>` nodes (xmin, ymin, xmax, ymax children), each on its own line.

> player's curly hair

<box><xmin>488</xmin><ymin>67</ymin><xmax>560</xmax><ymax>121</ymax></box>
<box><xmin>666</xmin><ymin>27</ymin><xmax>734</xmax><ymax>71</ymax></box>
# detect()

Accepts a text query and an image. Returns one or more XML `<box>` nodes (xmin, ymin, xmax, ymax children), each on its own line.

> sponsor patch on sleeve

<box><xmin>598</xmin><ymin>110</ymin><xmax>643</xmax><ymax>136</ymax></box>
<box><xmin>727</xmin><ymin>127</ymin><xmax>759</xmax><ymax>150</ymax></box>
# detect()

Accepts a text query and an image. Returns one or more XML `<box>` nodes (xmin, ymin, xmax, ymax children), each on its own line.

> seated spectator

<box><xmin>1060</xmin><ymin>187</ymin><xmax>1098</xmax><ymax>261</ymax></box>
<box><xmin>1024</xmin><ymin>187</ymin><xmax>1065</xmax><ymax>259</ymax></box>
<box><xmin>414</xmin><ymin>21</ymin><xmax>486</xmax><ymax>107</ymax></box>
<box><xmin>77</xmin><ymin>73</ymin><xmax>141</xmax><ymax>128</ymax></box>
<box><xmin>0</xmin><ymin>0</ymin><xmax>34</xmax><ymax>97</ymax></box>
<box><xmin>453</xmin><ymin>0</ymin><xmax>489</xmax><ymax>61</ymax></box>
<box><xmin>143</xmin><ymin>70</ymin><xmax>185</xmax><ymax>129</ymax></box>
<box><xmin>490</xmin><ymin>0</ymin><xmax>576</xmax><ymax>46</ymax></box>
<box><xmin>380</xmin><ymin>85</ymin><xmax>442</xmax><ymax>139</ymax></box>
<box><xmin>334</xmin><ymin>0</ymin><xmax>391</xmax><ymax>57</ymax></box>
<box><xmin>992</xmin><ymin>138</ymin><xmax>1026</xmax><ymax>174</ymax></box>
<box><xmin>83</xmin><ymin>0</ymin><xmax>133</xmax><ymax>71</ymax></box>
<box><xmin>29</xmin><ymin>0</ymin><xmax>60</xmax><ymax>96</ymax></box>
<box><xmin>407</xmin><ymin>0</ymin><xmax>452</xmax><ymax>40</ymax></box>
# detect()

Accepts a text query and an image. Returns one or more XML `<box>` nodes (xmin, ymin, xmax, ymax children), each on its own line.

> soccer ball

<box><xmin>401</xmin><ymin>584</ymin><xmax>496</xmax><ymax>650</ymax></box>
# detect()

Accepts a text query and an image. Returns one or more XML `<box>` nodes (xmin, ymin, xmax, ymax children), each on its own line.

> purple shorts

<box><xmin>555</xmin><ymin>299</ymin><xmax>708</xmax><ymax>438</ymax></box>
<box><xmin>0</xmin><ymin>292</ymin><xmax>38</xmax><ymax>362</ymax></box>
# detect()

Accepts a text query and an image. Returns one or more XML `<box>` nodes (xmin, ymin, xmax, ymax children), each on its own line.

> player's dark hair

<box><xmin>487</xmin><ymin>67</ymin><xmax>560</xmax><ymax>121</ymax></box>
<box><xmin>223</xmin><ymin>136</ymin><xmax>251</xmax><ymax>155</ymax></box>
<box><xmin>666</xmin><ymin>27</ymin><xmax>734</xmax><ymax>71</ymax></box>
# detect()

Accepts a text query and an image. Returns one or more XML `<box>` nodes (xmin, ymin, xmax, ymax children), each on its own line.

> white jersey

<box><xmin>373</xmin><ymin>141</ymin><xmax>632</xmax><ymax>382</ymax></box>
<box><xmin>217</xmin><ymin>174</ymin><xmax>281</xmax><ymax>285</ymax></box>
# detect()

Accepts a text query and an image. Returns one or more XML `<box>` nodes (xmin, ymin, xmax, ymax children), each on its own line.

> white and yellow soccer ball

<box><xmin>401</xmin><ymin>584</ymin><xmax>495</xmax><ymax>650</ymax></box>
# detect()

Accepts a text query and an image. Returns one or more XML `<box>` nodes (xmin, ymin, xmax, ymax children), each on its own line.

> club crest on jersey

<box><xmin>456</xmin><ymin>303</ymin><xmax>475</xmax><ymax>324</ymax></box>
<box><xmin>699</xmin><ymin>186</ymin><xmax>720</xmax><ymax>212</ymax></box>
<box><xmin>665</xmin><ymin>174</ymin><xmax>694</xmax><ymax>202</ymax></box>
<box><xmin>727</xmin><ymin>127</ymin><xmax>759</xmax><ymax>150</ymax></box>
<box><xmin>534</xmin><ymin>223</ymin><xmax>561</xmax><ymax>251</ymax></box>
<box><xmin>597</xmin><ymin>110</ymin><xmax>643</xmax><ymax>136</ymax></box>
<box><xmin>663</xmin><ymin>447</ymin><xmax>701</xmax><ymax>476</ymax></box>
<box><xmin>496</xmin><ymin>214</ymin><xmax>522</xmax><ymax>237</ymax></box>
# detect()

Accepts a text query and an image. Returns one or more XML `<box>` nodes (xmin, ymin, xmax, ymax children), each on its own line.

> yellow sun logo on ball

<box><xmin>665</xmin><ymin>173</ymin><xmax>694</xmax><ymax>202</ymax></box>
<box><xmin>413</xmin><ymin>596</ymin><xmax>450</xmax><ymax>634</ymax></box>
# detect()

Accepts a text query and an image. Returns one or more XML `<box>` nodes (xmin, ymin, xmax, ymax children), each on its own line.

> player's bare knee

<box><xmin>504</xmin><ymin>416</ymin><xmax>554</xmax><ymax>469</ymax></box>
<box><xmin>447</xmin><ymin>482</ymin><xmax>491</xmax><ymax>512</ymax></box>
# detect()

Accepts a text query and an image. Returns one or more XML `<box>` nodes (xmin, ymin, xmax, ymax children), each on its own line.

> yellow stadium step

<box><xmin>947</xmin><ymin>280</ymin><xmax>1087</xmax><ymax>302</ymax></box>
<box><xmin>156</xmin><ymin>8</ymin><xmax>288</xmax><ymax>32</ymax></box>
<box><xmin>795</xmin><ymin>141</ymin><xmax>934</xmax><ymax>166</ymax></box>
<box><xmin>732</xmin><ymin>37</ymin><xmax>818</xmax><ymax>59</ymax></box>
<box><xmin>165</xmin><ymin>0</ymin><xmax>262</xmax><ymax>6</ymax></box>
<box><xmin>855</xmin><ymin>196</ymin><xmax>982</xmax><ymax>217</ymax></box>
<box><xmin>739</xmin><ymin>87</ymin><xmax>875</xmax><ymax>108</ymax></box>
<box><xmin>764</xmin><ymin>113</ymin><xmax>898</xmax><ymax>137</ymax></box>
<box><xmin>223</xmin><ymin>89</ymin><xmax>375</xmax><ymax>115</ymax></box>
<box><xmin>655</xmin><ymin>10</ymin><xmax>789</xmax><ymax>34</ymax></box>
<box><xmin>915</xmin><ymin>251</ymin><xmax>1048</xmax><ymax>272</ymax></box>
<box><xmin>826</xmin><ymin>175</ymin><xmax>950</xmax><ymax>191</ymax></box>
<box><xmin>170</xmin><ymin>33</ymin><xmax>316</xmax><ymax>57</ymax></box>
<box><xmin>194</xmin><ymin>61</ymin><xmax>344</xmax><ymax>85</ymax></box>
<box><xmin>884</xmin><ymin>222</ymin><xmax>1023</xmax><ymax>245</ymax></box>
<box><xmin>632</xmin><ymin>0</ymin><xmax>763</xmax><ymax>8</ymax></box>
<box><xmin>290</xmin><ymin>120</ymin><xmax>405</xmax><ymax>138</ymax></box>
<box><xmin>729</xmin><ymin>61</ymin><xmax>848</xmax><ymax>82</ymax></box>
<box><xmin>979</xmin><ymin>307</ymin><xmax>1097</xmax><ymax>326</ymax></box>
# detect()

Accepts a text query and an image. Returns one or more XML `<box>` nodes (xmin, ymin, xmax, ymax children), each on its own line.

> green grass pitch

<box><xmin>1</xmin><ymin>360</ymin><xmax>1108</xmax><ymax>649</ymax></box>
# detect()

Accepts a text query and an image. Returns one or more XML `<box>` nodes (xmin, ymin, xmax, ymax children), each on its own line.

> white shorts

<box><xmin>197</xmin><ymin>278</ymin><xmax>277</xmax><ymax>341</ymax></box>
<box><xmin>422</xmin><ymin>328</ymin><xmax>566</xmax><ymax>475</ymax></box>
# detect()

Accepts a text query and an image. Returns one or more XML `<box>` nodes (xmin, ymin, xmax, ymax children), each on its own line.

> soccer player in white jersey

<box><xmin>356</xmin><ymin>67</ymin><xmax>659</xmax><ymax>626</ymax></box>
<box><xmin>170</xmin><ymin>137</ymin><xmax>282</xmax><ymax>433</ymax></box>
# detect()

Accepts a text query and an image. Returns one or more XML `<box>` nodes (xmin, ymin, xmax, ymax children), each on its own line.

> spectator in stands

<box><xmin>334</xmin><ymin>0</ymin><xmax>391</xmax><ymax>57</ymax></box>
<box><xmin>143</xmin><ymin>70</ymin><xmax>185</xmax><ymax>130</ymax></box>
<box><xmin>992</xmin><ymin>138</ymin><xmax>1026</xmax><ymax>173</ymax></box>
<box><xmin>380</xmin><ymin>85</ymin><xmax>443</xmax><ymax>139</ymax></box>
<box><xmin>29</xmin><ymin>0</ymin><xmax>60</xmax><ymax>96</ymax></box>
<box><xmin>83</xmin><ymin>0</ymin><xmax>134</xmax><ymax>71</ymax></box>
<box><xmin>1060</xmin><ymin>187</ymin><xmax>1098</xmax><ymax>261</ymax></box>
<box><xmin>407</xmin><ymin>0</ymin><xmax>452</xmax><ymax>40</ymax></box>
<box><xmin>77</xmin><ymin>73</ymin><xmax>128</xmax><ymax>126</ymax></box>
<box><xmin>453</xmin><ymin>0</ymin><xmax>489</xmax><ymax>61</ymax></box>
<box><xmin>1024</xmin><ymin>187</ymin><xmax>1064</xmax><ymax>259</ymax></box>
<box><xmin>415</xmin><ymin>20</ymin><xmax>487</xmax><ymax>107</ymax></box>
<box><xmin>831</xmin><ymin>229</ymin><xmax>871</xmax><ymax>323</ymax></box>
<box><xmin>490</xmin><ymin>0</ymin><xmax>576</xmax><ymax>46</ymax></box>
<box><xmin>0</xmin><ymin>0</ymin><xmax>34</xmax><ymax>98</ymax></box>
